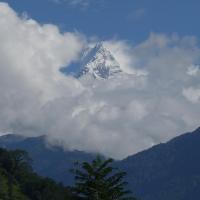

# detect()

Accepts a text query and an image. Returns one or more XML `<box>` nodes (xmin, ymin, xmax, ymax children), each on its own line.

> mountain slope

<box><xmin>1</xmin><ymin>127</ymin><xmax>200</xmax><ymax>200</ymax></box>
<box><xmin>76</xmin><ymin>43</ymin><xmax>123</xmax><ymax>79</ymax></box>
<box><xmin>0</xmin><ymin>147</ymin><xmax>73</xmax><ymax>200</ymax></box>
<box><xmin>0</xmin><ymin>134</ymin><xmax>96</xmax><ymax>185</ymax></box>
<box><xmin>118</xmin><ymin>127</ymin><xmax>200</xmax><ymax>200</ymax></box>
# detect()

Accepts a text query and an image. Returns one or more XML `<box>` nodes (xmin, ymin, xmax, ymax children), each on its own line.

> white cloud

<box><xmin>103</xmin><ymin>40</ymin><xmax>147</xmax><ymax>75</ymax></box>
<box><xmin>1</xmin><ymin>3</ymin><xmax>200</xmax><ymax>159</ymax></box>
<box><xmin>183</xmin><ymin>87</ymin><xmax>200</xmax><ymax>103</ymax></box>
<box><xmin>187</xmin><ymin>64</ymin><xmax>200</xmax><ymax>76</ymax></box>
<box><xmin>0</xmin><ymin>2</ymin><xmax>85</xmax><ymax>134</ymax></box>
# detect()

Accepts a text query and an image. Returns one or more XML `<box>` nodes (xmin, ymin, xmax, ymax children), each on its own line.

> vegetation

<box><xmin>0</xmin><ymin>148</ymin><xmax>74</xmax><ymax>200</ymax></box>
<box><xmin>71</xmin><ymin>156</ymin><xmax>137</xmax><ymax>200</ymax></box>
<box><xmin>0</xmin><ymin>148</ymin><xmax>137</xmax><ymax>200</ymax></box>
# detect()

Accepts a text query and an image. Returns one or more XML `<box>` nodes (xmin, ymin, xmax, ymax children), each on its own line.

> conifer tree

<box><xmin>71</xmin><ymin>156</ymin><xmax>137</xmax><ymax>200</ymax></box>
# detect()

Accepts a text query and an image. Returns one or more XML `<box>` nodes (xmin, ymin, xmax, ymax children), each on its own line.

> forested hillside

<box><xmin>1</xmin><ymin>128</ymin><xmax>200</xmax><ymax>200</ymax></box>
<box><xmin>0</xmin><ymin>148</ymin><xmax>74</xmax><ymax>200</ymax></box>
<box><xmin>0</xmin><ymin>147</ymin><xmax>136</xmax><ymax>200</ymax></box>
<box><xmin>0</xmin><ymin>135</ymin><xmax>96</xmax><ymax>185</ymax></box>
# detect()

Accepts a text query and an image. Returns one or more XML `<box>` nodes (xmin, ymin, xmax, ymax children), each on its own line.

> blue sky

<box><xmin>2</xmin><ymin>0</ymin><xmax>200</xmax><ymax>43</ymax></box>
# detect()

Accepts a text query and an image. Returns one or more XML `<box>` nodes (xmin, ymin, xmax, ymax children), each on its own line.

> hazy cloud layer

<box><xmin>0</xmin><ymin>3</ymin><xmax>200</xmax><ymax>159</ymax></box>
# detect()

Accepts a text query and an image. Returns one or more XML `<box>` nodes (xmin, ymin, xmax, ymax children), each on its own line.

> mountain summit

<box><xmin>76</xmin><ymin>43</ymin><xmax>123</xmax><ymax>79</ymax></box>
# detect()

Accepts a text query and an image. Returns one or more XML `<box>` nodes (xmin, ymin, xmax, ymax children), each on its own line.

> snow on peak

<box><xmin>76</xmin><ymin>43</ymin><xmax>123</xmax><ymax>79</ymax></box>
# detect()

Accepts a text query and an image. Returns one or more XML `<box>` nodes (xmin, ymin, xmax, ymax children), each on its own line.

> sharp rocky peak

<box><xmin>76</xmin><ymin>42</ymin><xmax>123</xmax><ymax>79</ymax></box>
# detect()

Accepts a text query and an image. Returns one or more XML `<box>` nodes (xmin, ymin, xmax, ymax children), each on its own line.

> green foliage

<box><xmin>0</xmin><ymin>148</ymin><xmax>138</xmax><ymax>200</ymax></box>
<box><xmin>71</xmin><ymin>156</ymin><xmax>137</xmax><ymax>200</ymax></box>
<box><xmin>0</xmin><ymin>148</ymin><xmax>74</xmax><ymax>200</ymax></box>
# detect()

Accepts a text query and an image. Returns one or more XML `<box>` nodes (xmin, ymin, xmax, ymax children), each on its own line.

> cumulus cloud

<box><xmin>42</xmin><ymin>33</ymin><xmax>200</xmax><ymax>158</ymax></box>
<box><xmin>103</xmin><ymin>40</ymin><xmax>147</xmax><ymax>75</ymax></box>
<box><xmin>0</xmin><ymin>2</ymin><xmax>85</xmax><ymax>134</ymax></box>
<box><xmin>1</xmin><ymin>3</ymin><xmax>200</xmax><ymax>159</ymax></box>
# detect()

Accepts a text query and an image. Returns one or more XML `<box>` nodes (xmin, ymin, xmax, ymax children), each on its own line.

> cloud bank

<box><xmin>0</xmin><ymin>3</ymin><xmax>200</xmax><ymax>159</ymax></box>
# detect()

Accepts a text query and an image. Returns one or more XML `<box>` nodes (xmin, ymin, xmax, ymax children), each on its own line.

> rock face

<box><xmin>76</xmin><ymin>43</ymin><xmax>123</xmax><ymax>79</ymax></box>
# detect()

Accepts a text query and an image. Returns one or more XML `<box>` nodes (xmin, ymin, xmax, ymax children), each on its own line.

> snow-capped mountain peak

<box><xmin>76</xmin><ymin>43</ymin><xmax>123</xmax><ymax>79</ymax></box>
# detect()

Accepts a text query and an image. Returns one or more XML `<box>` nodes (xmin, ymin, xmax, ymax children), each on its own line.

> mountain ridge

<box><xmin>1</xmin><ymin>127</ymin><xmax>200</xmax><ymax>200</ymax></box>
<box><xmin>76</xmin><ymin>43</ymin><xmax>123</xmax><ymax>79</ymax></box>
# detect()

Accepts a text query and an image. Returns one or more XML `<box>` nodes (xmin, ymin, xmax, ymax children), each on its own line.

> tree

<box><xmin>0</xmin><ymin>148</ymin><xmax>74</xmax><ymax>200</ymax></box>
<box><xmin>0</xmin><ymin>148</ymin><xmax>32</xmax><ymax>200</ymax></box>
<box><xmin>71</xmin><ymin>156</ymin><xmax>137</xmax><ymax>200</ymax></box>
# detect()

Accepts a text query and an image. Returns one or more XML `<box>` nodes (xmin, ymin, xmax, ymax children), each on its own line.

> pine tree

<box><xmin>71</xmin><ymin>156</ymin><xmax>137</xmax><ymax>200</ymax></box>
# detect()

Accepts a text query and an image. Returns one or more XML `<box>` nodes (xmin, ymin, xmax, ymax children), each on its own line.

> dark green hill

<box><xmin>1</xmin><ymin>127</ymin><xmax>200</xmax><ymax>200</ymax></box>
<box><xmin>0</xmin><ymin>134</ymin><xmax>96</xmax><ymax>185</ymax></box>
<box><xmin>0</xmin><ymin>148</ymin><xmax>74</xmax><ymax>200</ymax></box>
